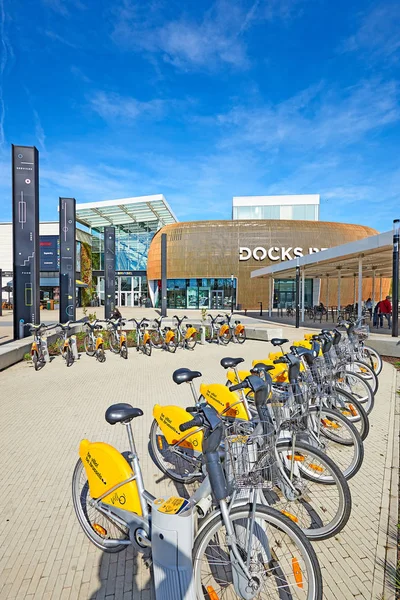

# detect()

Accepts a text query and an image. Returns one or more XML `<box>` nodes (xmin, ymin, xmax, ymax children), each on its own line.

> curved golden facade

<box><xmin>147</xmin><ymin>220</ymin><xmax>387</xmax><ymax>309</ymax></box>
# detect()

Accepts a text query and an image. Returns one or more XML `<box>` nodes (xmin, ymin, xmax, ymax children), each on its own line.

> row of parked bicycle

<box><xmin>26</xmin><ymin>313</ymin><xmax>247</xmax><ymax>369</ymax></box>
<box><xmin>72</xmin><ymin>317</ymin><xmax>381</xmax><ymax>599</ymax></box>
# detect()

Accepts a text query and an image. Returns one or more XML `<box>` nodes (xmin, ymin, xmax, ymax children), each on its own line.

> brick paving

<box><xmin>0</xmin><ymin>336</ymin><xmax>397</xmax><ymax>599</ymax></box>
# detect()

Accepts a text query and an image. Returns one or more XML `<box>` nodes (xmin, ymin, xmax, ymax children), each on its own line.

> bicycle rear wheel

<box><xmin>97</xmin><ymin>345</ymin><xmax>106</xmax><ymax>362</ymax></box>
<box><xmin>185</xmin><ymin>334</ymin><xmax>197</xmax><ymax>350</ymax></box>
<box><xmin>236</xmin><ymin>329</ymin><xmax>246</xmax><ymax>344</ymax></box>
<box><xmin>72</xmin><ymin>459</ymin><xmax>129</xmax><ymax>553</ymax></box>
<box><xmin>328</xmin><ymin>388</ymin><xmax>369</xmax><ymax>441</ymax></box>
<box><xmin>150</xmin><ymin>330</ymin><xmax>164</xmax><ymax>349</ymax></box>
<box><xmin>218</xmin><ymin>330</ymin><xmax>231</xmax><ymax>345</ymax></box>
<box><xmin>120</xmin><ymin>342</ymin><xmax>128</xmax><ymax>359</ymax></box>
<box><xmin>143</xmin><ymin>339</ymin><xmax>152</xmax><ymax>356</ymax></box>
<box><xmin>346</xmin><ymin>360</ymin><xmax>378</xmax><ymax>394</ymax></box>
<box><xmin>32</xmin><ymin>350</ymin><xmax>39</xmax><ymax>371</ymax></box>
<box><xmin>66</xmin><ymin>346</ymin><xmax>74</xmax><ymax>367</ymax></box>
<box><xmin>334</xmin><ymin>370</ymin><xmax>374</xmax><ymax>414</ymax></box>
<box><xmin>194</xmin><ymin>503</ymin><xmax>323</xmax><ymax>600</ymax></box>
<box><xmin>362</xmin><ymin>345</ymin><xmax>382</xmax><ymax>375</ymax></box>
<box><xmin>108</xmin><ymin>331</ymin><xmax>120</xmax><ymax>354</ymax></box>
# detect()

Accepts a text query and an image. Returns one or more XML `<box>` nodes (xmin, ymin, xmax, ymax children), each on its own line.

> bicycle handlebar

<box><xmin>179</xmin><ymin>413</ymin><xmax>204</xmax><ymax>432</ymax></box>
<box><xmin>130</xmin><ymin>318</ymin><xmax>149</xmax><ymax>327</ymax></box>
<box><xmin>173</xmin><ymin>315</ymin><xmax>187</xmax><ymax>324</ymax></box>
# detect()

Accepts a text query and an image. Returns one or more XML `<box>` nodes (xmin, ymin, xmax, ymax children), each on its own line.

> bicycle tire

<box><xmin>150</xmin><ymin>330</ymin><xmax>164</xmax><ymax>349</ymax></box>
<box><xmin>308</xmin><ymin>406</ymin><xmax>364</xmax><ymax>480</ymax></box>
<box><xmin>185</xmin><ymin>335</ymin><xmax>197</xmax><ymax>350</ymax></box>
<box><xmin>236</xmin><ymin>329</ymin><xmax>246</xmax><ymax>344</ymax></box>
<box><xmin>270</xmin><ymin>439</ymin><xmax>351</xmax><ymax>540</ymax></box>
<box><xmin>166</xmin><ymin>338</ymin><xmax>178</xmax><ymax>353</ymax></box>
<box><xmin>328</xmin><ymin>388</ymin><xmax>370</xmax><ymax>441</ymax></box>
<box><xmin>218</xmin><ymin>330</ymin><xmax>231</xmax><ymax>345</ymax></box>
<box><xmin>84</xmin><ymin>334</ymin><xmax>96</xmax><ymax>357</ymax></box>
<box><xmin>144</xmin><ymin>340</ymin><xmax>152</xmax><ymax>356</ymax></box>
<box><xmin>108</xmin><ymin>331</ymin><xmax>120</xmax><ymax>354</ymax></box>
<box><xmin>72</xmin><ymin>458</ymin><xmax>129</xmax><ymax>553</ymax></box>
<box><xmin>362</xmin><ymin>345</ymin><xmax>382</xmax><ymax>375</ymax></box>
<box><xmin>346</xmin><ymin>360</ymin><xmax>378</xmax><ymax>394</ymax></box>
<box><xmin>120</xmin><ymin>342</ymin><xmax>128</xmax><ymax>359</ymax></box>
<box><xmin>149</xmin><ymin>419</ymin><xmax>202</xmax><ymax>483</ymax></box>
<box><xmin>193</xmin><ymin>503</ymin><xmax>323</xmax><ymax>600</ymax></box>
<box><xmin>66</xmin><ymin>345</ymin><xmax>74</xmax><ymax>367</ymax></box>
<box><xmin>97</xmin><ymin>345</ymin><xmax>106</xmax><ymax>362</ymax></box>
<box><xmin>32</xmin><ymin>350</ymin><xmax>39</xmax><ymax>371</ymax></box>
<box><xmin>334</xmin><ymin>370</ymin><xmax>374</xmax><ymax>414</ymax></box>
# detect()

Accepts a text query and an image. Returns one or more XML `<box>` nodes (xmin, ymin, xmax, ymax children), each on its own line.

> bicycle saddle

<box><xmin>251</xmin><ymin>362</ymin><xmax>275</xmax><ymax>373</ymax></box>
<box><xmin>172</xmin><ymin>368</ymin><xmax>202</xmax><ymax>385</ymax></box>
<box><xmin>270</xmin><ymin>338</ymin><xmax>289</xmax><ymax>346</ymax></box>
<box><xmin>220</xmin><ymin>357</ymin><xmax>245</xmax><ymax>369</ymax></box>
<box><xmin>105</xmin><ymin>403</ymin><xmax>143</xmax><ymax>425</ymax></box>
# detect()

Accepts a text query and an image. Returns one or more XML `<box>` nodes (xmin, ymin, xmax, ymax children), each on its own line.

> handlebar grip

<box><xmin>230</xmin><ymin>381</ymin><xmax>246</xmax><ymax>392</ymax></box>
<box><xmin>273</xmin><ymin>357</ymin><xmax>288</xmax><ymax>364</ymax></box>
<box><xmin>186</xmin><ymin>406</ymin><xmax>198</xmax><ymax>413</ymax></box>
<box><xmin>179</xmin><ymin>415</ymin><xmax>203</xmax><ymax>432</ymax></box>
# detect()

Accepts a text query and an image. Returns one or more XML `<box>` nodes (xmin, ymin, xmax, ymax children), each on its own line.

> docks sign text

<box><xmin>239</xmin><ymin>247</ymin><xmax>328</xmax><ymax>261</ymax></box>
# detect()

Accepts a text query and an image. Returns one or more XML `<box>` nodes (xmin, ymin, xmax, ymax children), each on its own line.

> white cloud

<box><xmin>339</xmin><ymin>2</ymin><xmax>400</xmax><ymax>63</ymax></box>
<box><xmin>89</xmin><ymin>91</ymin><xmax>165</xmax><ymax>122</ymax></box>
<box><xmin>216</xmin><ymin>79</ymin><xmax>400</xmax><ymax>151</ymax></box>
<box><xmin>110</xmin><ymin>0</ymin><xmax>304</xmax><ymax>71</ymax></box>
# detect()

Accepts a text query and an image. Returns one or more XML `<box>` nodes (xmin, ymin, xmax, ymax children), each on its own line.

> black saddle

<box><xmin>270</xmin><ymin>338</ymin><xmax>289</xmax><ymax>347</ymax></box>
<box><xmin>251</xmin><ymin>363</ymin><xmax>276</xmax><ymax>373</ymax></box>
<box><xmin>105</xmin><ymin>403</ymin><xmax>143</xmax><ymax>425</ymax></box>
<box><xmin>220</xmin><ymin>357</ymin><xmax>245</xmax><ymax>369</ymax></box>
<box><xmin>172</xmin><ymin>368</ymin><xmax>202</xmax><ymax>385</ymax></box>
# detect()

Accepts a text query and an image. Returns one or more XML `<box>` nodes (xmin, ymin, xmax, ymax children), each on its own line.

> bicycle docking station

<box><xmin>151</xmin><ymin>495</ymin><xmax>196</xmax><ymax>600</ymax></box>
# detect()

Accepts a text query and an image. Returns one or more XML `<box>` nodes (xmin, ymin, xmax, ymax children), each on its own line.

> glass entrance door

<box><xmin>211</xmin><ymin>290</ymin><xmax>224</xmax><ymax>309</ymax></box>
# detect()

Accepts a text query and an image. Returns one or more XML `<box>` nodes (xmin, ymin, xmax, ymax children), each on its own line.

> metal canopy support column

<box><xmin>301</xmin><ymin>268</ymin><xmax>305</xmax><ymax>323</ymax></box>
<box><xmin>326</xmin><ymin>275</ymin><xmax>330</xmax><ymax>307</ymax></box>
<box><xmin>379</xmin><ymin>275</ymin><xmax>383</xmax><ymax>301</ymax></box>
<box><xmin>358</xmin><ymin>256</ymin><xmax>363</xmax><ymax>319</ymax></box>
<box><xmin>337</xmin><ymin>268</ymin><xmax>341</xmax><ymax>313</ymax></box>
<box><xmin>268</xmin><ymin>277</ymin><xmax>272</xmax><ymax>317</ymax></box>
<box><xmin>353</xmin><ymin>274</ymin><xmax>357</xmax><ymax>305</ymax></box>
<box><xmin>372</xmin><ymin>267</ymin><xmax>376</xmax><ymax>307</ymax></box>
<box><xmin>392</xmin><ymin>219</ymin><xmax>399</xmax><ymax>337</ymax></box>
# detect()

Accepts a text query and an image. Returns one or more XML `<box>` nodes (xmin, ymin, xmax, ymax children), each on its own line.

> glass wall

<box><xmin>91</xmin><ymin>221</ymin><xmax>159</xmax><ymax>271</ymax></box>
<box><xmin>233</xmin><ymin>204</ymin><xmax>318</xmax><ymax>221</ymax></box>
<box><xmin>155</xmin><ymin>278</ymin><xmax>237</xmax><ymax>310</ymax></box>
<box><xmin>274</xmin><ymin>278</ymin><xmax>313</xmax><ymax>308</ymax></box>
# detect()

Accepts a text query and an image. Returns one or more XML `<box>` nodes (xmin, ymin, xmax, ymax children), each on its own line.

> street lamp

<box><xmin>392</xmin><ymin>219</ymin><xmax>399</xmax><ymax>337</ymax></box>
<box><xmin>231</xmin><ymin>274</ymin><xmax>234</xmax><ymax>314</ymax></box>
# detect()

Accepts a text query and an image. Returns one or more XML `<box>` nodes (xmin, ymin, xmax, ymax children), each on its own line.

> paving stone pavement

<box><xmin>0</xmin><ymin>337</ymin><xmax>397</xmax><ymax>600</ymax></box>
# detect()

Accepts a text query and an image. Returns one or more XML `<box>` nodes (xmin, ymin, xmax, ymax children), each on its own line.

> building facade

<box><xmin>232</xmin><ymin>194</ymin><xmax>320</xmax><ymax>221</ymax></box>
<box><xmin>147</xmin><ymin>219</ymin><xmax>379</xmax><ymax>310</ymax></box>
<box><xmin>76</xmin><ymin>195</ymin><xmax>177</xmax><ymax>307</ymax></box>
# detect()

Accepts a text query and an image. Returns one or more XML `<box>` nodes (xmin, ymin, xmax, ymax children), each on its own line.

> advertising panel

<box><xmin>59</xmin><ymin>198</ymin><xmax>76</xmax><ymax>322</ymax></box>
<box><xmin>12</xmin><ymin>145</ymin><xmax>40</xmax><ymax>339</ymax></box>
<box><xmin>40</xmin><ymin>236</ymin><xmax>59</xmax><ymax>270</ymax></box>
<box><xmin>104</xmin><ymin>227</ymin><xmax>116</xmax><ymax>319</ymax></box>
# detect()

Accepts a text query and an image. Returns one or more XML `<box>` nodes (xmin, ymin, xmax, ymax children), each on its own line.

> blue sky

<box><xmin>0</xmin><ymin>0</ymin><xmax>399</xmax><ymax>231</ymax></box>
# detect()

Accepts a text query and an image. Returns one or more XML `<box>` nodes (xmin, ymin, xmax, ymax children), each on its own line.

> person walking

<box><xmin>373</xmin><ymin>300</ymin><xmax>381</xmax><ymax>327</ymax></box>
<box><xmin>379</xmin><ymin>295</ymin><xmax>392</xmax><ymax>329</ymax></box>
<box><xmin>365</xmin><ymin>297</ymin><xmax>372</xmax><ymax>319</ymax></box>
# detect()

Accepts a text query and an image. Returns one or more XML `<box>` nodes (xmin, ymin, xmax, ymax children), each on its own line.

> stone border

<box><xmin>371</xmin><ymin>368</ymin><xmax>400</xmax><ymax>600</ymax></box>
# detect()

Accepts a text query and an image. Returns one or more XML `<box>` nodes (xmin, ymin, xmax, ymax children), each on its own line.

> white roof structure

<box><xmin>76</xmin><ymin>195</ymin><xmax>178</xmax><ymax>229</ymax></box>
<box><xmin>251</xmin><ymin>230</ymin><xmax>394</xmax><ymax>280</ymax></box>
<box><xmin>233</xmin><ymin>194</ymin><xmax>320</xmax><ymax>207</ymax></box>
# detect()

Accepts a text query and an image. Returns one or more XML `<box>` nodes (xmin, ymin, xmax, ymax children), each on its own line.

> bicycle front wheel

<box><xmin>346</xmin><ymin>360</ymin><xmax>378</xmax><ymax>394</ymax></box>
<box><xmin>72</xmin><ymin>459</ymin><xmax>129</xmax><ymax>553</ymax></box>
<box><xmin>108</xmin><ymin>331</ymin><xmax>120</xmax><ymax>354</ymax></box>
<box><xmin>327</xmin><ymin>388</ymin><xmax>370</xmax><ymax>441</ymax></box>
<box><xmin>362</xmin><ymin>345</ymin><xmax>382</xmax><ymax>375</ymax></box>
<box><xmin>194</xmin><ymin>503</ymin><xmax>323</xmax><ymax>600</ymax></box>
<box><xmin>334</xmin><ymin>370</ymin><xmax>374</xmax><ymax>414</ymax></box>
<box><xmin>84</xmin><ymin>334</ymin><xmax>96</xmax><ymax>357</ymax></box>
<box><xmin>269</xmin><ymin>440</ymin><xmax>351</xmax><ymax>540</ymax></box>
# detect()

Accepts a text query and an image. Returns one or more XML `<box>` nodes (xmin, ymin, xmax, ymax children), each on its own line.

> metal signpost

<box><xmin>12</xmin><ymin>145</ymin><xmax>40</xmax><ymax>339</ymax></box>
<box><xmin>161</xmin><ymin>233</ymin><xmax>167</xmax><ymax>317</ymax></box>
<box><xmin>59</xmin><ymin>198</ymin><xmax>76</xmax><ymax>323</ymax></box>
<box><xmin>295</xmin><ymin>259</ymin><xmax>300</xmax><ymax>328</ymax></box>
<box><xmin>104</xmin><ymin>227</ymin><xmax>116</xmax><ymax>319</ymax></box>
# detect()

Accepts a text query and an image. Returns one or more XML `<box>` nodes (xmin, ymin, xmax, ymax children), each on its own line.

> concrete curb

<box><xmin>371</xmin><ymin>367</ymin><xmax>399</xmax><ymax>600</ymax></box>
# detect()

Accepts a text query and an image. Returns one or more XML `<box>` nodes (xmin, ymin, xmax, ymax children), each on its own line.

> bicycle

<box><xmin>149</xmin><ymin>316</ymin><xmax>177</xmax><ymax>352</ymax></box>
<box><xmin>286</xmin><ymin>305</ymin><xmax>295</xmax><ymax>317</ymax></box>
<box><xmin>224</xmin><ymin>312</ymin><xmax>246</xmax><ymax>344</ymax></box>
<box><xmin>84</xmin><ymin>320</ymin><xmax>106</xmax><ymax>362</ymax></box>
<box><xmin>107</xmin><ymin>318</ymin><xmax>128</xmax><ymax>359</ymax></box>
<box><xmin>56</xmin><ymin>321</ymin><xmax>78</xmax><ymax>367</ymax></box>
<box><xmin>25</xmin><ymin>322</ymin><xmax>52</xmax><ymax>371</ymax></box>
<box><xmin>173</xmin><ymin>315</ymin><xmax>198</xmax><ymax>350</ymax></box>
<box><xmin>130</xmin><ymin>318</ymin><xmax>152</xmax><ymax>356</ymax></box>
<box><xmin>73</xmin><ymin>378</ymin><xmax>323</xmax><ymax>599</ymax></box>
<box><xmin>207</xmin><ymin>313</ymin><xmax>230</xmax><ymax>344</ymax></box>
<box><xmin>150</xmin><ymin>366</ymin><xmax>351</xmax><ymax>542</ymax></box>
